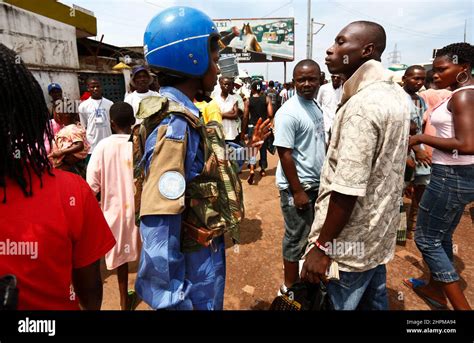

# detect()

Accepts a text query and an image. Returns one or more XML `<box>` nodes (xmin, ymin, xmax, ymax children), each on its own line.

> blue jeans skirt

<box><xmin>414</xmin><ymin>164</ymin><xmax>474</xmax><ymax>283</ymax></box>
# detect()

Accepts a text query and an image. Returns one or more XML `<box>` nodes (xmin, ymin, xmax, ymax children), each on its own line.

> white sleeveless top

<box><xmin>430</xmin><ymin>85</ymin><xmax>474</xmax><ymax>165</ymax></box>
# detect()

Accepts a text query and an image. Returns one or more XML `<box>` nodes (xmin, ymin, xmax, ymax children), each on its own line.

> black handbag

<box><xmin>0</xmin><ymin>274</ymin><xmax>19</xmax><ymax>310</ymax></box>
<box><xmin>269</xmin><ymin>281</ymin><xmax>332</xmax><ymax>311</ymax></box>
<box><xmin>266</xmin><ymin>132</ymin><xmax>276</xmax><ymax>155</ymax></box>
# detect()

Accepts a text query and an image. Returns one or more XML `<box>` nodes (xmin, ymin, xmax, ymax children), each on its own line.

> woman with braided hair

<box><xmin>404</xmin><ymin>42</ymin><xmax>474</xmax><ymax>310</ymax></box>
<box><xmin>0</xmin><ymin>43</ymin><xmax>116</xmax><ymax>310</ymax></box>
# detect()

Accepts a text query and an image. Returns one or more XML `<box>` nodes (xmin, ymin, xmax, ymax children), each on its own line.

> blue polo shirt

<box><xmin>274</xmin><ymin>94</ymin><xmax>326</xmax><ymax>190</ymax></box>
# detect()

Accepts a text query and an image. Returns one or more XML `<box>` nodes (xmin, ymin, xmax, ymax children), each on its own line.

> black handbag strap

<box><xmin>0</xmin><ymin>274</ymin><xmax>19</xmax><ymax>310</ymax></box>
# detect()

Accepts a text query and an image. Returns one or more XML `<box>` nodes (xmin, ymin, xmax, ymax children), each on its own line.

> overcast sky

<box><xmin>61</xmin><ymin>0</ymin><xmax>473</xmax><ymax>82</ymax></box>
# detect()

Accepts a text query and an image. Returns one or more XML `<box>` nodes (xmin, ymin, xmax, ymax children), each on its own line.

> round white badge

<box><xmin>158</xmin><ymin>171</ymin><xmax>186</xmax><ymax>200</ymax></box>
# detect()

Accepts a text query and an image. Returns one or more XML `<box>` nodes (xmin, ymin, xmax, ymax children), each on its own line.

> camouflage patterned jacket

<box><xmin>133</xmin><ymin>96</ymin><xmax>244</xmax><ymax>252</ymax></box>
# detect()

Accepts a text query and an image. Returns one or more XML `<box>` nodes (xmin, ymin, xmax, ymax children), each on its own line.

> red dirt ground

<box><xmin>101</xmin><ymin>153</ymin><xmax>474</xmax><ymax>310</ymax></box>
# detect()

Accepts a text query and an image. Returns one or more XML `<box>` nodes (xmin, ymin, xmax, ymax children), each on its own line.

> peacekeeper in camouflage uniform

<box><xmin>135</xmin><ymin>6</ymin><xmax>271</xmax><ymax>310</ymax></box>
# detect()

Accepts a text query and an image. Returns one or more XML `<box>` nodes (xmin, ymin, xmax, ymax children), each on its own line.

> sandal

<box><xmin>403</xmin><ymin>278</ymin><xmax>448</xmax><ymax>310</ymax></box>
<box><xmin>260</xmin><ymin>169</ymin><xmax>266</xmax><ymax>177</ymax></box>
<box><xmin>247</xmin><ymin>171</ymin><xmax>255</xmax><ymax>185</ymax></box>
<box><xmin>127</xmin><ymin>290</ymin><xmax>140</xmax><ymax>311</ymax></box>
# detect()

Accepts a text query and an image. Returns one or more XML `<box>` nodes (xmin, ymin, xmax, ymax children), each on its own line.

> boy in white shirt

<box><xmin>78</xmin><ymin>77</ymin><xmax>113</xmax><ymax>162</ymax></box>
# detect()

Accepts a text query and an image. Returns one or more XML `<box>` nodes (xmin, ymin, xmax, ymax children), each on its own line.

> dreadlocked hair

<box><xmin>0</xmin><ymin>43</ymin><xmax>53</xmax><ymax>203</ymax></box>
<box><xmin>436</xmin><ymin>43</ymin><xmax>474</xmax><ymax>70</ymax></box>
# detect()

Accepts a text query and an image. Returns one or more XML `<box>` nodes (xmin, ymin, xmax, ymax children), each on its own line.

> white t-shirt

<box><xmin>215</xmin><ymin>93</ymin><xmax>239</xmax><ymax>140</ymax></box>
<box><xmin>316</xmin><ymin>83</ymin><xmax>343</xmax><ymax>143</ymax></box>
<box><xmin>211</xmin><ymin>84</ymin><xmax>221</xmax><ymax>99</ymax></box>
<box><xmin>124</xmin><ymin>90</ymin><xmax>160</xmax><ymax>120</ymax></box>
<box><xmin>234</xmin><ymin>94</ymin><xmax>244</xmax><ymax>134</ymax></box>
<box><xmin>279</xmin><ymin>88</ymin><xmax>288</xmax><ymax>105</ymax></box>
<box><xmin>78</xmin><ymin>97</ymin><xmax>113</xmax><ymax>154</ymax></box>
<box><xmin>234</xmin><ymin>93</ymin><xmax>244</xmax><ymax>112</ymax></box>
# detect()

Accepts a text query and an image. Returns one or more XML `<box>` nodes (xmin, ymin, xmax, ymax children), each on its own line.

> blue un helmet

<box><xmin>144</xmin><ymin>7</ymin><xmax>220</xmax><ymax>78</ymax></box>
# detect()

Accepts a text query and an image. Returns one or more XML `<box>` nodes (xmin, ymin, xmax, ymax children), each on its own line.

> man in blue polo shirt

<box><xmin>274</xmin><ymin>59</ymin><xmax>326</xmax><ymax>294</ymax></box>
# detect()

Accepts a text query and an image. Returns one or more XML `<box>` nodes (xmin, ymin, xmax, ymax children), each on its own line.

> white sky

<box><xmin>61</xmin><ymin>0</ymin><xmax>473</xmax><ymax>82</ymax></box>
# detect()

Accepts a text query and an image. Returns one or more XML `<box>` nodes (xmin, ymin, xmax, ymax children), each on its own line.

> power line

<box><xmin>329</xmin><ymin>0</ymin><xmax>454</xmax><ymax>39</ymax></box>
<box><xmin>89</xmin><ymin>7</ymin><xmax>149</xmax><ymax>29</ymax></box>
<box><xmin>143</xmin><ymin>0</ymin><xmax>167</xmax><ymax>8</ymax></box>
<box><xmin>263</xmin><ymin>0</ymin><xmax>294</xmax><ymax>18</ymax></box>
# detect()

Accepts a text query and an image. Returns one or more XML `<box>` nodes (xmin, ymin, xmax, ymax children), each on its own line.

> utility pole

<box><xmin>310</xmin><ymin>18</ymin><xmax>314</xmax><ymax>59</ymax></box>
<box><xmin>464</xmin><ymin>19</ymin><xmax>467</xmax><ymax>43</ymax></box>
<box><xmin>306</xmin><ymin>0</ymin><xmax>311</xmax><ymax>59</ymax></box>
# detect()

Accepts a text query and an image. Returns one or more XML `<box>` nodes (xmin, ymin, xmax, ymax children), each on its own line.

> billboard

<box><xmin>214</xmin><ymin>17</ymin><xmax>295</xmax><ymax>63</ymax></box>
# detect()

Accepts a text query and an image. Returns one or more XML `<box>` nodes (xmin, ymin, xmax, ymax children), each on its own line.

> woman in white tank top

<box><xmin>404</xmin><ymin>43</ymin><xmax>474</xmax><ymax>310</ymax></box>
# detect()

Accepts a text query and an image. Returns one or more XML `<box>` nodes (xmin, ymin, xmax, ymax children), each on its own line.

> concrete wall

<box><xmin>29</xmin><ymin>70</ymin><xmax>80</xmax><ymax>101</ymax></box>
<box><xmin>0</xmin><ymin>3</ymin><xmax>80</xmax><ymax>101</ymax></box>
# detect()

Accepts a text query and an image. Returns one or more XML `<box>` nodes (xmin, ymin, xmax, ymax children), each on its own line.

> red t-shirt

<box><xmin>80</xmin><ymin>91</ymin><xmax>91</xmax><ymax>101</ymax></box>
<box><xmin>0</xmin><ymin>170</ymin><xmax>116</xmax><ymax>310</ymax></box>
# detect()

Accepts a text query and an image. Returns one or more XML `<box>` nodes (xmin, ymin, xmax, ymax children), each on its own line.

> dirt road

<box><xmin>101</xmin><ymin>153</ymin><xmax>474</xmax><ymax>310</ymax></box>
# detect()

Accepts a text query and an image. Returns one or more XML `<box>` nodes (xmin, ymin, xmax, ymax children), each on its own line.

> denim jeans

<box><xmin>247</xmin><ymin>125</ymin><xmax>267</xmax><ymax>169</ymax></box>
<box><xmin>280</xmin><ymin>186</ymin><xmax>319</xmax><ymax>262</ymax></box>
<box><xmin>327</xmin><ymin>264</ymin><xmax>388</xmax><ymax>310</ymax></box>
<box><xmin>414</xmin><ymin>164</ymin><xmax>474</xmax><ymax>283</ymax></box>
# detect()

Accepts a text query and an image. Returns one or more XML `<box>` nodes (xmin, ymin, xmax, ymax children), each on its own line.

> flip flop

<box><xmin>403</xmin><ymin>278</ymin><xmax>449</xmax><ymax>310</ymax></box>
<box><xmin>127</xmin><ymin>290</ymin><xmax>140</xmax><ymax>311</ymax></box>
<box><xmin>247</xmin><ymin>172</ymin><xmax>255</xmax><ymax>185</ymax></box>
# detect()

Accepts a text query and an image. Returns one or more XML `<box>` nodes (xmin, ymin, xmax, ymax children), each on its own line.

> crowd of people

<box><xmin>0</xmin><ymin>5</ymin><xmax>473</xmax><ymax>312</ymax></box>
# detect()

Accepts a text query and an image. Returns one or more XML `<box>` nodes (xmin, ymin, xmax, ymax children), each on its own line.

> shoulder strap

<box><xmin>167</xmin><ymin>100</ymin><xmax>201</xmax><ymax>129</ymax></box>
<box><xmin>137</xmin><ymin>96</ymin><xmax>201</xmax><ymax>130</ymax></box>
<box><xmin>432</xmin><ymin>86</ymin><xmax>474</xmax><ymax>112</ymax></box>
<box><xmin>452</xmin><ymin>85</ymin><xmax>474</xmax><ymax>95</ymax></box>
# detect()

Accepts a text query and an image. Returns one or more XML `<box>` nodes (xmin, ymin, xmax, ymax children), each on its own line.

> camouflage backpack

<box><xmin>132</xmin><ymin>96</ymin><xmax>244</xmax><ymax>252</ymax></box>
<box><xmin>131</xmin><ymin>96</ymin><xmax>169</xmax><ymax>226</ymax></box>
